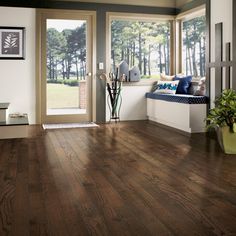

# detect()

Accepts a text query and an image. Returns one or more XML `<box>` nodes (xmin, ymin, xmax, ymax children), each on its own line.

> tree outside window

<box><xmin>182</xmin><ymin>15</ymin><xmax>206</xmax><ymax>77</ymax></box>
<box><xmin>111</xmin><ymin>20</ymin><xmax>171</xmax><ymax>79</ymax></box>
<box><xmin>47</xmin><ymin>21</ymin><xmax>86</xmax><ymax>82</ymax></box>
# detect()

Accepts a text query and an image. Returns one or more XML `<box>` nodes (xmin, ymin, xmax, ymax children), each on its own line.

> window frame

<box><xmin>175</xmin><ymin>5</ymin><xmax>206</xmax><ymax>75</ymax></box>
<box><xmin>106</xmin><ymin>12</ymin><xmax>175</xmax><ymax>83</ymax></box>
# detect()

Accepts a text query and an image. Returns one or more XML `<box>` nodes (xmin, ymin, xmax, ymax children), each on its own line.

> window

<box><xmin>182</xmin><ymin>15</ymin><xmax>206</xmax><ymax>77</ymax></box>
<box><xmin>110</xmin><ymin>16</ymin><xmax>172</xmax><ymax>79</ymax></box>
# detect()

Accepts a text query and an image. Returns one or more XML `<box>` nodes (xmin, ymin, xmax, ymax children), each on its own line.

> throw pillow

<box><xmin>174</xmin><ymin>75</ymin><xmax>192</xmax><ymax>94</ymax></box>
<box><xmin>194</xmin><ymin>77</ymin><xmax>206</xmax><ymax>96</ymax></box>
<box><xmin>151</xmin><ymin>81</ymin><xmax>159</xmax><ymax>92</ymax></box>
<box><xmin>160</xmin><ymin>73</ymin><xmax>175</xmax><ymax>81</ymax></box>
<box><xmin>176</xmin><ymin>73</ymin><xmax>185</xmax><ymax>77</ymax></box>
<box><xmin>153</xmin><ymin>81</ymin><xmax>179</xmax><ymax>94</ymax></box>
<box><xmin>188</xmin><ymin>81</ymin><xmax>199</xmax><ymax>95</ymax></box>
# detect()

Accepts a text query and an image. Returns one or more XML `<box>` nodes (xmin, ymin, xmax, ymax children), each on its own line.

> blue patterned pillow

<box><xmin>154</xmin><ymin>81</ymin><xmax>179</xmax><ymax>94</ymax></box>
<box><xmin>174</xmin><ymin>75</ymin><xmax>192</xmax><ymax>94</ymax></box>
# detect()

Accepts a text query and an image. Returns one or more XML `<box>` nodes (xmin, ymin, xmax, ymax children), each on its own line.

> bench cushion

<box><xmin>145</xmin><ymin>93</ymin><xmax>208</xmax><ymax>104</ymax></box>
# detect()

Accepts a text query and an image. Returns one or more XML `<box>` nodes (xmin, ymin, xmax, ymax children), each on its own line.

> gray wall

<box><xmin>89</xmin><ymin>4</ymin><xmax>177</xmax><ymax>122</ymax></box>
<box><xmin>0</xmin><ymin>1</ymin><xmax>177</xmax><ymax>122</ymax></box>
<box><xmin>176</xmin><ymin>0</ymin><xmax>206</xmax><ymax>13</ymax></box>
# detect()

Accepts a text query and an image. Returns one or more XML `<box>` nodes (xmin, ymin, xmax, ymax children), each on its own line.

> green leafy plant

<box><xmin>63</xmin><ymin>79</ymin><xmax>78</xmax><ymax>87</ymax></box>
<box><xmin>206</xmin><ymin>89</ymin><xmax>236</xmax><ymax>133</ymax></box>
<box><xmin>47</xmin><ymin>79</ymin><xmax>64</xmax><ymax>84</ymax></box>
<box><xmin>47</xmin><ymin>78</ymin><xmax>78</xmax><ymax>86</ymax></box>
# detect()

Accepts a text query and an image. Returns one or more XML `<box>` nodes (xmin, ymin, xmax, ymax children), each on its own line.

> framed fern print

<box><xmin>0</xmin><ymin>27</ymin><xmax>25</xmax><ymax>59</ymax></box>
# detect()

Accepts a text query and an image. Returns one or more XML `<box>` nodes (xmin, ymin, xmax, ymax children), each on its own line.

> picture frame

<box><xmin>0</xmin><ymin>27</ymin><xmax>25</xmax><ymax>60</ymax></box>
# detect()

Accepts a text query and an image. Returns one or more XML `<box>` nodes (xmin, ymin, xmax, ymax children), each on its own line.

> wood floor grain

<box><xmin>0</xmin><ymin>121</ymin><xmax>236</xmax><ymax>236</ymax></box>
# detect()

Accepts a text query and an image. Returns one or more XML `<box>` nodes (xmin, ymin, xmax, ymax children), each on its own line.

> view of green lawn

<box><xmin>47</xmin><ymin>83</ymin><xmax>79</xmax><ymax>109</ymax></box>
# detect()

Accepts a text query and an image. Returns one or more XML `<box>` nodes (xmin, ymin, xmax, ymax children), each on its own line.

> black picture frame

<box><xmin>0</xmin><ymin>27</ymin><xmax>25</xmax><ymax>60</ymax></box>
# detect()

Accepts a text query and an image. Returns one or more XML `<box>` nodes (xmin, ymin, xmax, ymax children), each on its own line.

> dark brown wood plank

<box><xmin>10</xmin><ymin>140</ymin><xmax>30</xmax><ymax>236</ymax></box>
<box><xmin>0</xmin><ymin>121</ymin><xmax>236</xmax><ymax>235</ymax></box>
<box><xmin>0</xmin><ymin>140</ymin><xmax>17</xmax><ymax>236</ymax></box>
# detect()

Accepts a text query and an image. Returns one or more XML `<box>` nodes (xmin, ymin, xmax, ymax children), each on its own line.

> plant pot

<box><xmin>216</xmin><ymin>126</ymin><xmax>236</xmax><ymax>154</ymax></box>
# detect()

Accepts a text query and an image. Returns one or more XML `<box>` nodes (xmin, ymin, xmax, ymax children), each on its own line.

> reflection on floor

<box><xmin>1</xmin><ymin>121</ymin><xmax>236</xmax><ymax>235</ymax></box>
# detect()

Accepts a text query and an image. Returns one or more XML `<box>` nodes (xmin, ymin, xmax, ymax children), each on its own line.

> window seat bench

<box><xmin>145</xmin><ymin>93</ymin><xmax>208</xmax><ymax>133</ymax></box>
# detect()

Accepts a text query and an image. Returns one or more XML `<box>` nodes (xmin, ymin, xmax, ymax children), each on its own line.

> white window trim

<box><xmin>106</xmin><ymin>7</ymin><xmax>206</xmax><ymax>83</ymax></box>
<box><xmin>106</xmin><ymin>12</ymin><xmax>175</xmax><ymax>85</ymax></box>
<box><xmin>175</xmin><ymin>5</ymin><xmax>206</xmax><ymax>75</ymax></box>
<box><xmin>176</xmin><ymin>5</ymin><xmax>205</xmax><ymax>21</ymax></box>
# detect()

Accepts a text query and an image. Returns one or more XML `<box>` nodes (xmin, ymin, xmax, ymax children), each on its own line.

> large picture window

<box><xmin>182</xmin><ymin>15</ymin><xmax>206</xmax><ymax>77</ymax></box>
<box><xmin>110</xmin><ymin>18</ymin><xmax>171</xmax><ymax>79</ymax></box>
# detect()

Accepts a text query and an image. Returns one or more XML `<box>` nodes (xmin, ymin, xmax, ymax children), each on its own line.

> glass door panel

<box><xmin>39</xmin><ymin>11</ymin><xmax>93</xmax><ymax>124</ymax></box>
<box><xmin>46</xmin><ymin>19</ymin><xmax>87</xmax><ymax>116</ymax></box>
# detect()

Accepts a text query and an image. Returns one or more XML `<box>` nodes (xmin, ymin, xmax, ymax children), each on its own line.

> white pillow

<box><xmin>194</xmin><ymin>77</ymin><xmax>206</xmax><ymax>96</ymax></box>
<box><xmin>160</xmin><ymin>73</ymin><xmax>175</xmax><ymax>81</ymax></box>
<box><xmin>154</xmin><ymin>81</ymin><xmax>179</xmax><ymax>94</ymax></box>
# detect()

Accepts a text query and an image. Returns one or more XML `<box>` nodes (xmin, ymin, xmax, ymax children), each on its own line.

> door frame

<box><xmin>36</xmin><ymin>9</ymin><xmax>96</xmax><ymax>124</ymax></box>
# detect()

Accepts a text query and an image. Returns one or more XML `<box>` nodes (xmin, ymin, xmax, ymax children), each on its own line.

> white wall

<box><xmin>0</xmin><ymin>7</ymin><xmax>36</xmax><ymax>124</ymax></box>
<box><xmin>106</xmin><ymin>84</ymin><xmax>152</xmax><ymax>121</ymax></box>
<box><xmin>210</xmin><ymin>0</ymin><xmax>232</xmax><ymax>106</ymax></box>
<box><xmin>211</xmin><ymin>0</ymin><xmax>232</xmax><ymax>63</ymax></box>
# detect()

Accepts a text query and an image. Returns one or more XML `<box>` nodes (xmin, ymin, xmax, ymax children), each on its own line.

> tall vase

<box><xmin>107</xmin><ymin>82</ymin><xmax>122</xmax><ymax>122</ymax></box>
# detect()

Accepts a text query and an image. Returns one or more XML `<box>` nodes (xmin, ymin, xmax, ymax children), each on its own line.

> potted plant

<box><xmin>206</xmin><ymin>89</ymin><xmax>236</xmax><ymax>154</ymax></box>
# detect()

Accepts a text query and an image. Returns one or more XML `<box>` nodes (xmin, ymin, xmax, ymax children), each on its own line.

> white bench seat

<box><xmin>146</xmin><ymin>93</ymin><xmax>208</xmax><ymax>133</ymax></box>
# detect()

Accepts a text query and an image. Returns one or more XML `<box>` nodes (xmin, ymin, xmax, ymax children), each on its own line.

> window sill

<box><xmin>122</xmin><ymin>79</ymin><xmax>157</xmax><ymax>86</ymax></box>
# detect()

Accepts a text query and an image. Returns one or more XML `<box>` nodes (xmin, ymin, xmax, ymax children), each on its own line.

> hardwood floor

<box><xmin>0</xmin><ymin>121</ymin><xmax>236</xmax><ymax>236</ymax></box>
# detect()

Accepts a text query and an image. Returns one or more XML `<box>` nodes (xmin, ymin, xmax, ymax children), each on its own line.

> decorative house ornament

<box><xmin>129</xmin><ymin>66</ymin><xmax>140</xmax><ymax>82</ymax></box>
<box><xmin>117</xmin><ymin>60</ymin><xmax>140</xmax><ymax>82</ymax></box>
<box><xmin>118</xmin><ymin>60</ymin><xmax>129</xmax><ymax>81</ymax></box>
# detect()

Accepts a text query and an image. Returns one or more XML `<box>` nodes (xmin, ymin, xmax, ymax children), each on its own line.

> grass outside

<box><xmin>141</xmin><ymin>74</ymin><xmax>161</xmax><ymax>80</ymax></box>
<box><xmin>47</xmin><ymin>83</ymin><xmax>79</xmax><ymax>109</ymax></box>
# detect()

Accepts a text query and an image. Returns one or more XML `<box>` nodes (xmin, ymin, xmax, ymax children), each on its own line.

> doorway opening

<box><xmin>36</xmin><ymin>10</ymin><xmax>96</xmax><ymax>124</ymax></box>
